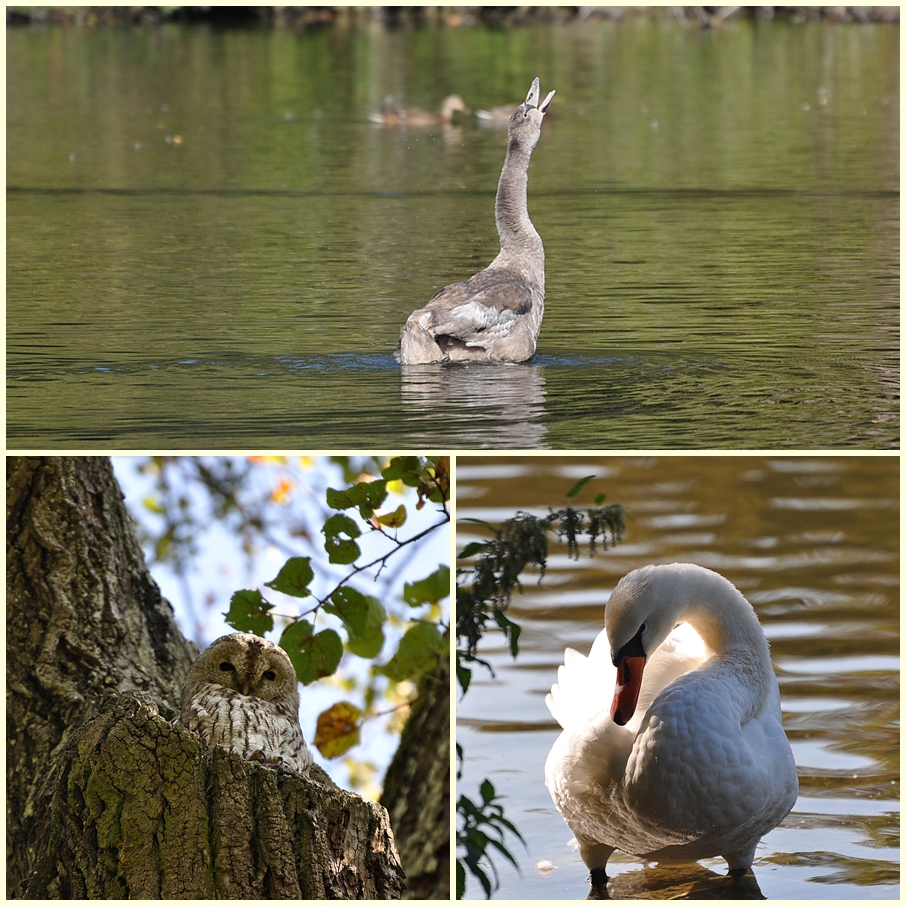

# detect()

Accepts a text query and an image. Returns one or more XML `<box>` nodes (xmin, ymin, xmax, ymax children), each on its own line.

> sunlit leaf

<box><xmin>225</xmin><ymin>589</ymin><xmax>274</xmax><ymax>636</ymax></box>
<box><xmin>375</xmin><ymin>504</ymin><xmax>407</xmax><ymax>528</ymax></box>
<box><xmin>264</xmin><ymin>556</ymin><xmax>314</xmax><ymax>598</ymax></box>
<box><xmin>280</xmin><ymin>620</ymin><xmax>343</xmax><ymax>685</ymax></box>
<box><xmin>313</xmin><ymin>701</ymin><xmax>363</xmax><ymax>758</ymax></box>
<box><xmin>142</xmin><ymin>494</ymin><xmax>166</xmax><ymax>515</ymax></box>
<box><xmin>403</xmin><ymin>564</ymin><xmax>451</xmax><ymax>607</ymax></box>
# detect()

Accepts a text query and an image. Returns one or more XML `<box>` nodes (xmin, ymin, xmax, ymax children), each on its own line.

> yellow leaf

<box><xmin>314</xmin><ymin>702</ymin><xmax>364</xmax><ymax>759</ymax></box>
<box><xmin>375</xmin><ymin>505</ymin><xmax>407</xmax><ymax>528</ymax></box>
<box><xmin>271</xmin><ymin>476</ymin><xmax>295</xmax><ymax>504</ymax></box>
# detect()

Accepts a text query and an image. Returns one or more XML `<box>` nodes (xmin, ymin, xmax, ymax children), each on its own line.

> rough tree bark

<box><xmin>381</xmin><ymin>638</ymin><xmax>450</xmax><ymax>899</ymax></box>
<box><xmin>7</xmin><ymin>457</ymin><xmax>404</xmax><ymax>899</ymax></box>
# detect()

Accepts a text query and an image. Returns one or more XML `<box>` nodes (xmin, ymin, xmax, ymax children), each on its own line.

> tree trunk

<box><xmin>7</xmin><ymin>456</ymin><xmax>404</xmax><ymax>899</ymax></box>
<box><xmin>380</xmin><ymin>641</ymin><xmax>450</xmax><ymax>899</ymax></box>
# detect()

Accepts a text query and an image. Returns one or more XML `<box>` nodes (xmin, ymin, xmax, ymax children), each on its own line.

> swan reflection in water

<box><xmin>398</xmin><ymin>361</ymin><xmax>547</xmax><ymax>448</ymax></box>
<box><xmin>585</xmin><ymin>862</ymin><xmax>766</xmax><ymax>900</ymax></box>
<box><xmin>546</xmin><ymin>564</ymin><xmax>798</xmax><ymax>898</ymax></box>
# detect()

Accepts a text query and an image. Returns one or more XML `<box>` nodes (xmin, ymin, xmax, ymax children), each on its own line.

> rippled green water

<box><xmin>7</xmin><ymin>21</ymin><xmax>898</xmax><ymax>448</ymax></box>
<box><xmin>456</xmin><ymin>454</ymin><xmax>899</xmax><ymax>899</ymax></box>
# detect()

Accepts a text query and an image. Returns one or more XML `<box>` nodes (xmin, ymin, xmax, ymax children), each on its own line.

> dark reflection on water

<box><xmin>7</xmin><ymin>22</ymin><xmax>899</xmax><ymax>448</ymax></box>
<box><xmin>456</xmin><ymin>455</ymin><xmax>899</xmax><ymax>900</ymax></box>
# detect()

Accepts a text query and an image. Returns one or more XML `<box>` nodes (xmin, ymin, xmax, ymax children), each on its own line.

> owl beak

<box><xmin>239</xmin><ymin>679</ymin><xmax>252</xmax><ymax>696</ymax></box>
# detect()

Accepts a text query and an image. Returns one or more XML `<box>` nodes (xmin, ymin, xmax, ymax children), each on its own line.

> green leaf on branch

<box><xmin>345</xmin><ymin>596</ymin><xmax>386</xmax><ymax>658</ymax></box>
<box><xmin>325</xmin><ymin>587</ymin><xmax>387</xmax><ymax>658</ymax></box>
<box><xmin>403</xmin><ymin>564</ymin><xmax>451</xmax><ymax>607</ymax></box>
<box><xmin>280</xmin><ymin>620</ymin><xmax>343</xmax><ymax>685</ymax></box>
<box><xmin>457</xmin><ymin>541</ymin><xmax>486</xmax><ymax>560</ymax></box>
<box><xmin>566</xmin><ymin>475</ymin><xmax>596</xmax><ymax>499</ymax></box>
<box><xmin>494</xmin><ymin>608</ymin><xmax>522</xmax><ymax>659</ymax></box>
<box><xmin>225</xmin><ymin>589</ymin><xmax>274</xmax><ymax>635</ymax></box>
<box><xmin>263</xmin><ymin>556</ymin><xmax>314</xmax><ymax>598</ymax></box>
<box><xmin>326</xmin><ymin>479</ymin><xmax>388</xmax><ymax>519</ymax></box>
<box><xmin>322</xmin><ymin>512</ymin><xmax>362</xmax><ymax>564</ymax></box>
<box><xmin>324</xmin><ymin>586</ymin><xmax>369</xmax><ymax>635</ymax></box>
<box><xmin>377</xmin><ymin>622</ymin><xmax>446</xmax><ymax>682</ymax></box>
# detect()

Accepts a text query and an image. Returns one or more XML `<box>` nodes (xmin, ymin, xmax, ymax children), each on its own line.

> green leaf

<box><xmin>345</xmin><ymin>596</ymin><xmax>386</xmax><ymax>659</ymax></box>
<box><xmin>566</xmin><ymin>475</ymin><xmax>596</xmax><ymax>499</ymax></box>
<box><xmin>322</xmin><ymin>512</ymin><xmax>362</xmax><ymax>564</ymax></box>
<box><xmin>326</xmin><ymin>479</ymin><xmax>388</xmax><ymax>518</ymax></box>
<box><xmin>224</xmin><ymin>589</ymin><xmax>274</xmax><ymax>635</ymax></box>
<box><xmin>263</xmin><ymin>556</ymin><xmax>314</xmax><ymax>598</ymax></box>
<box><xmin>377</xmin><ymin>622</ymin><xmax>446</xmax><ymax>682</ymax></box>
<box><xmin>480</xmin><ymin>778</ymin><xmax>495</xmax><ymax>804</ymax></box>
<box><xmin>325</xmin><ymin>588</ymin><xmax>387</xmax><ymax>658</ymax></box>
<box><xmin>324</xmin><ymin>586</ymin><xmax>369</xmax><ymax>635</ymax></box>
<box><xmin>280</xmin><ymin>620</ymin><xmax>343</xmax><ymax>685</ymax></box>
<box><xmin>403</xmin><ymin>564</ymin><xmax>451</xmax><ymax>607</ymax></box>
<box><xmin>457</xmin><ymin>541</ymin><xmax>486</xmax><ymax>559</ymax></box>
<box><xmin>456</xmin><ymin>860</ymin><xmax>466</xmax><ymax>899</ymax></box>
<box><xmin>456</xmin><ymin>658</ymin><xmax>472</xmax><ymax>696</ymax></box>
<box><xmin>493</xmin><ymin>609</ymin><xmax>522</xmax><ymax>659</ymax></box>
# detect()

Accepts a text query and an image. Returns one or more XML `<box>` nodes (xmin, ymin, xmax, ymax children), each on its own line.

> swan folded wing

<box><xmin>423</xmin><ymin>268</ymin><xmax>537</xmax><ymax>341</ymax></box>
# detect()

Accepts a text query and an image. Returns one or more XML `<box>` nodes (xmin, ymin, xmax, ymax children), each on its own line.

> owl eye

<box><xmin>262</xmin><ymin>670</ymin><xmax>277</xmax><ymax>681</ymax></box>
<box><xmin>219</xmin><ymin>662</ymin><xmax>236</xmax><ymax>672</ymax></box>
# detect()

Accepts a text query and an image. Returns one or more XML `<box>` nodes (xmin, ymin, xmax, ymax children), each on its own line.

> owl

<box><xmin>175</xmin><ymin>632</ymin><xmax>312</xmax><ymax>774</ymax></box>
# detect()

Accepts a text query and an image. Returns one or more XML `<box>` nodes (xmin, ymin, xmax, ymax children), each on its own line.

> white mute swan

<box><xmin>396</xmin><ymin>77</ymin><xmax>555</xmax><ymax>364</ymax></box>
<box><xmin>545</xmin><ymin>563</ymin><xmax>798</xmax><ymax>886</ymax></box>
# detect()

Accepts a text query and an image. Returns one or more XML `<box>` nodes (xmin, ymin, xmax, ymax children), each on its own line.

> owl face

<box><xmin>181</xmin><ymin>633</ymin><xmax>300</xmax><ymax>717</ymax></box>
<box><xmin>213</xmin><ymin>635</ymin><xmax>296</xmax><ymax>701</ymax></box>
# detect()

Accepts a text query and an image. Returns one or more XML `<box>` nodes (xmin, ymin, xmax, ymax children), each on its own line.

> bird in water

<box><xmin>545</xmin><ymin>563</ymin><xmax>798</xmax><ymax>892</ymax></box>
<box><xmin>369</xmin><ymin>94</ymin><xmax>470</xmax><ymax>127</ymax></box>
<box><xmin>396</xmin><ymin>77</ymin><xmax>555</xmax><ymax>364</ymax></box>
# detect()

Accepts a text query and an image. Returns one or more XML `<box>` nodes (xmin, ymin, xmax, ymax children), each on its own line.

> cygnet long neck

<box><xmin>492</xmin><ymin>136</ymin><xmax>544</xmax><ymax>283</ymax></box>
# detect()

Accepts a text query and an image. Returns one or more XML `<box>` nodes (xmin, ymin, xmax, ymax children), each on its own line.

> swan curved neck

<box><xmin>666</xmin><ymin>570</ymin><xmax>763</xmax><ymax>653</ymax></box>
<box><xmin>491</xmin><ymin>137</ymin><xmax>544</xmax><ymax>281</ymax></box>
<box><xmin>669</xmin><ymin>570</ymin><xmax>775</xmax><ymax>719</ymax></box>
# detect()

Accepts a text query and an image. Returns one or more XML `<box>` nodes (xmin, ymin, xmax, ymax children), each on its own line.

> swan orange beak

<box><xmin>610</xmin><ymin>656</ymin><xmax>645</xmax><ymax>726</ymax></box>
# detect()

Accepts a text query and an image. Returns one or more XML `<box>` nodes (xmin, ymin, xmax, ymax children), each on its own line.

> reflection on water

<box><xmin>6</xmin><ymin>22</ymin><xmax>899</xmax><ymax>448</ymax></box>
<box><xmin>456</xmin><ymin>455</ymin><xmax>899</xmax><ymax>900</ymax></box>
<box><xmin>400</xmin><ymin>363</ymin><xmax>547</xmax><ymax>448</ymax></box>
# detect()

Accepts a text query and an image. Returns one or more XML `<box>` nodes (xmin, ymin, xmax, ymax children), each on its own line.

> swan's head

<box><xmin>509</xmin><ymin>77</ymin><xmax>555</xmax><ymax>148</ymax></box>
<box><xmin>605</xmin><ymin>564</ymin><xmax>704</xmax><ymax>726</ymax></box>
